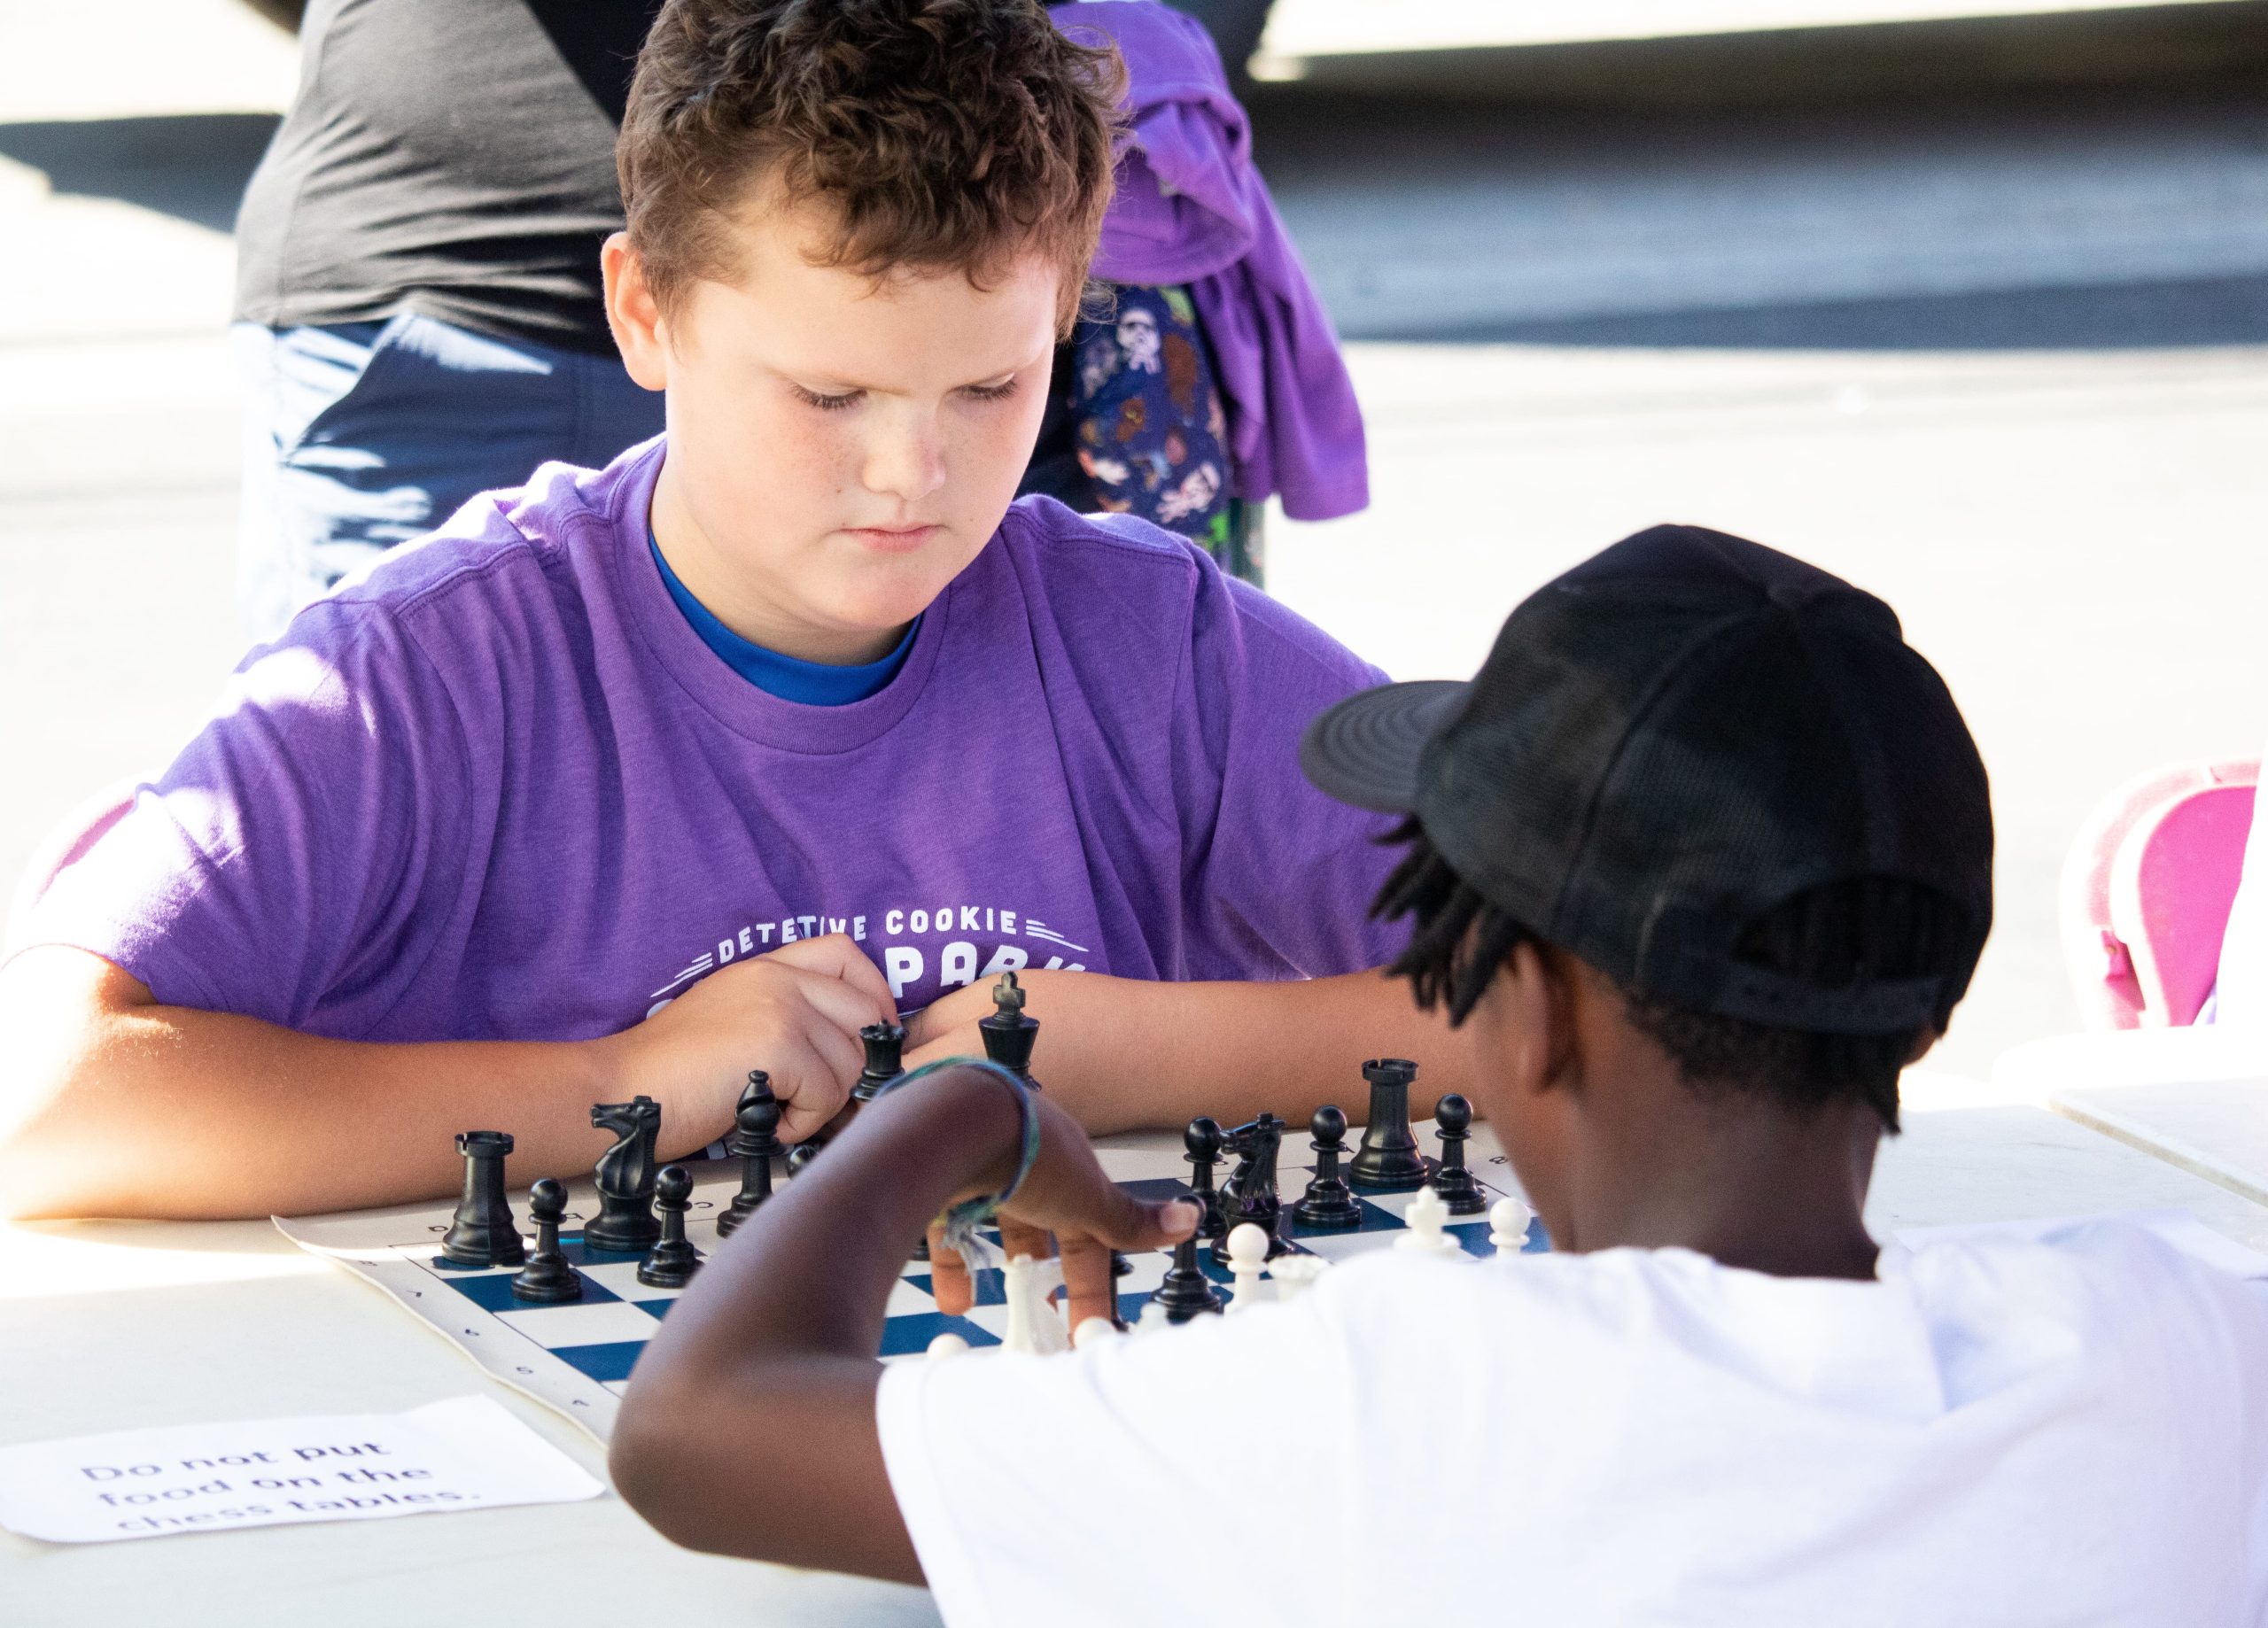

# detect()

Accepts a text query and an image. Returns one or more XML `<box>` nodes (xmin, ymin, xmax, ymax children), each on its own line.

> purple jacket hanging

<box><xmin>1052</xmin><ymin>2</ymin><xmax>1370</xmax><ymax>521</ymax></box>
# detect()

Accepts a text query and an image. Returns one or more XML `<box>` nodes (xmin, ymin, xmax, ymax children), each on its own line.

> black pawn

<box><xmin>715</xmin><ymin>1071</ymin><xmax>781</xmax><ymax>1239</ymax></box>
<box><xmin>785</xmin><ymin>1143</ymin><xmax>821</xmax><ymax>1179</ymax></box>
<box><xmin>979</xmin><ymin>970</ymin><xmax>1041</xmax><ymax>1084</ymax></box>
<box><xmin>510</xmin><ymin>1178</ymin><xmax>582</xmax><ymax>1304</ymax></box>
<box><xmin>1431</xmin><ymin>1094</ymin><xmax>1487</xmax><ymax>1215</ymax></box>
<box><xmin>638</xmin><ymin>1166</ymin><xmax>701</xmax><ymax>1289</ymax></box>
<box><xmin>1349</xmin><ymin>1058</ymin><xmax>1430</xmax><ymax>1190</ymax></box>
<box><xmin>1292</xmin><ymin>1105</ymin><xmax>1363</xmax><ymax>1230</ymax></box>
<box><xmin>442</xmin><ymin>1130</ymin><xmax>526</xmax><ymax>1268</ymax></box>
<box><xmin>853</xmin><ymin>1023</ymin><xmax>906</xmax><ymax>1104</ymax></box>
<box><xmin>1183</xmin><ymin>1116</ymin><xmax>1226</xmax><ymax>1239</ymax></box>
<box><xmin>1150</xmin><ymin>1230</ymin><xmax>1223</xmax><ymax>1322</ymax></box>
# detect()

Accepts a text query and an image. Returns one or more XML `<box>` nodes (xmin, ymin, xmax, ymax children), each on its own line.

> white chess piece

<box><xmin>1395</xmin><ymin>1185</ymin><xmax>1461</xmax><ymax>1255</ymax></box>
<box><xmin>1071</xmin><ymin>1315</ymin><xmax>1122</xmax><ymax>1350</ymax></box>
<box><xmin>1134</xmin><ymin>1298</ymin><xmax>1175</xmax><ymax>1336</ymax></box>
<box><xmin>1001</xmin><ymin>1253</ymin><xmax>1071</xmax><ymax>1353</ymax></box>
<box><xmin>1222</xmin><ymin>1221</ymin><xmax>1270</xmax><ymax>1314</ymax></box>
<box><xmin>926</xmin><ymin>1331</ymin><xmax>971</xmax><ymax>1360</ymax></box>
<box><xmin>1270</xmin><ymin>1253</ymin><xmax>1325</xmax><ymax>1303</ymax></box>
<box><xmin>1489</xmin><ymin>1195</ymin><xmax>1536</xmax><ymax>1253</ymax></box>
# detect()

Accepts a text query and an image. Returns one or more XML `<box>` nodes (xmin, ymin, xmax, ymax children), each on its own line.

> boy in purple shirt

<box><xmin>0</xmin><ymin>0</ymin><xmax>1461</xmax><ymax>1220</ymax></box>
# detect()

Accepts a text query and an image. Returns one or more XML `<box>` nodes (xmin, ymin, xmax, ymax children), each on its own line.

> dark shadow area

<box><xmin>525</xmin><ymin>1</ymin><xmax>663</xmax><ymax>126</ymax></box>
<box><xmin>1247</xmin><ymin>1</ymin><xmax>2268</xmax><ymax>105</ymax></box>
<box><xmin>0</xmin><ymin>114</ymin><xmax>279</xmax><ymax>235</ymax></box>
<box><xmin>1393</xmin><ymin>275</ymin><xmax>2268</xmax><ymax>351</ymax></box>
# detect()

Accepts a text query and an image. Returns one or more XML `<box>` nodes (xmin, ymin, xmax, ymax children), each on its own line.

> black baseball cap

<box><xmin>1301</xmin><ymin>525</ymin><xmax>1992</xmax><ymax>1034</ymax></box>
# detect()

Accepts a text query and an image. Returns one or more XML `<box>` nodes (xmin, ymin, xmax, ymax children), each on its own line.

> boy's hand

<box><xmin>606</xmin><ymin>934</ymin><xmax>898</xmax><ymax>1148</ymax></box>
<box><xmin>897</xmin><ymin>977</ymin><xmax>1002</xmax><ymax>1066</ymax></box>
<box><xmin>926</xmin><ymin>1089</ymin><xmax>1199</xmax><ymax>1330</ymax></box>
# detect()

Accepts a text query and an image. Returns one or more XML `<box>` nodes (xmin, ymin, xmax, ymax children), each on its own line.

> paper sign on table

<box><xmin>0</xmin><ymin>1394</ymin><xmax>603</xmax><ymax>1544</ymax></box>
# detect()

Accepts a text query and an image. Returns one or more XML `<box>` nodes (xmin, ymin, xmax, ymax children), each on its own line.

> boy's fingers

<box><xmin>928</xmin><ymin>1223</ymin><xmax>974</xmax><ymax>1315</ymax></box>
<box><xmin>766</xmin><ymin>934</ymin><xmax>897</xmax><ymax>1024</ymax></box>
<box><xmin>997</xmin><ymin>1216</ymin><xmax>1052</xmax><ymax>1265</ymax></box>
<box><xmin>768</xmin><ymin>1025</ymin><xmax>858</xmax><ymax>1142</ymax></box>
<box><xmin>897</xmin><ymin>978</ymin><xmax>990</xmax><ymax>1052</ymax></box>
<box><xmin>1092</xmin><ymin>1197</ymin><xmax>1201</xmax><ymax>1256</ymax></box>
<box><xmin>788</xmin><ymin>967</ymin><xmax>902</xmax><ymax>1046</ymax></box>
<box><xmin>1059</xmin><ymin>1235</ymin><xmax>1120</xmax><ymax>1331</ymax></box>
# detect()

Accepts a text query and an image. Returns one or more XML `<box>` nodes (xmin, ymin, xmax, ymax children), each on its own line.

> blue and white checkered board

<box><xmin>276</xmin><ymin>1143</ymin><xmax>1545</xmax><ymax>1443</ymax></box>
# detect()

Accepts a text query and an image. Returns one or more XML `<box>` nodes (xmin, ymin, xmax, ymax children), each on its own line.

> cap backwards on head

<box><xmin>1301</xmin><ymin>524</ymin><xmax>1994</xmax><ymax>1130</ymax></box>
<box><xmin>619</xmin><ymin>0</ymin><xmax>1124</xmax><ymax>330</ymax></box>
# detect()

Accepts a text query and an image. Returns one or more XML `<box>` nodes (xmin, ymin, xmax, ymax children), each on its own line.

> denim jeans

<box><xmin>232</xmin><ymin>313</ymin><xmax>666</xmax><ymax>640</ymax></box>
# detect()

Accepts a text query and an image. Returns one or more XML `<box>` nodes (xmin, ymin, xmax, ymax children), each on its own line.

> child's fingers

<box><xmin>927</xmin><ymin>1221</ymin><xmax>974</xmax><ymax>1315</ymax></box>
<box><xmin>997</xmin><ymin>1216</ymin><xmax>1052</xmax><ymax>1265</ymax></box>
<box><xmin>765</xmin><ymin>932</ymin><xmax>898</xmax><ymax>1025</ymax></box>
<box><xmin>1058</xmin><ymin>1235</ymin><xmax>1120</xmax><ymax>1331</ymax></box>
<box><xmin>786</xmin><ymin>964</ymin><xmax>903</xmax><ymax>1046</ymax></box>
<box><xmin>1081</xmin><ymin>1195</ymin><xmax>1202</xmax><ymax>1257</ymax></box>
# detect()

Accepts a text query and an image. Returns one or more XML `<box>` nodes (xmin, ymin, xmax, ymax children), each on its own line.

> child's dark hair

<box><xmin>620</xmin><ymin>0</ymin><xmax>1124</xmax><ymax>331</ymax></box>
<box><xmin>1374</xmin><ymin>820</ymin><xmax>1976</xmax><ymax>1132</ymax></box>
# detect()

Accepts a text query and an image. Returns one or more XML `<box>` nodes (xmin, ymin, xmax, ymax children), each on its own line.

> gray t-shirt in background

<box><xmin>234</xmin><ymin>0</ymin><xmax>658</xmax><ymax>354</ymax></box>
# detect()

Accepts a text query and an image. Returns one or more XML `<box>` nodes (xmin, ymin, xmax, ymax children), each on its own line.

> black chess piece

<box><xmin>1349</xmin><ymin>1058</ymin><xmax>1430</xmax><ymax>1190</ymax></box>
<box><xmin>785</xmin><ymin>1142</ymin><xmax>821</xmax><ymax>1178</ymax></box>
<box><xmin>1292</xmin><ymin>1105</ymin><xmax>1363</xmax><ymax>1230</ymax></box>
<box><xmin>1431</xmin><ymin>1093</ymin><xmax>1487</xmax><ymax>1215</ymax></box>
<box><xmin>1151</xmin><ymin>1228</ymin><xmax>1224</xmax><ymax>1322</ymax></box>
<box><xmin>585</xmin><ymin>1097</ymin><xmax>664</xmax><ymax>1253</ymax></box>
<box><xmin>1211</xmin><ymin>1112</ymin><xmax>1288</xmax><ymax>1265</ymax></box>
<box><xmin>638</xmin><ymin>1166</ymin><xmax>702</xmax><ymax>1289</ymax></box>
<box><xmin>1183</xmin><ymin>1116</ymin><xmax>1226</xmax><ymax>1239</ymax></box>
<box><xmin>510</xmin><ymin>1178</ymin><xmax>583</xmax><ymax>1303</ymax></box>
<box><xmin>978</xmin><ymin>970</ymin><xmax>1041</xmax><ymax>1084</ymax></box>
<box><xmin>442</xmin><ymin>1130</ymin><xmax>526</xmax><ymax>1267</ymax></box>
<box><xmin>715</xmin><ymin>1071</ymin><xmax>781</xmax><ymax>1239</ymax></box>
<box><xmin>852</xmin><ymin>1023</ymin><xmax>907</xmax><ymax>1104</ymax></box>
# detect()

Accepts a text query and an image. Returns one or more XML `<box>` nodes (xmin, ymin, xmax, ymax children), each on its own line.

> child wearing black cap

<box><xmin>610</xmin><ymin>526</ymin><xmax>2268</xmax><ymax>1624</ymax></box>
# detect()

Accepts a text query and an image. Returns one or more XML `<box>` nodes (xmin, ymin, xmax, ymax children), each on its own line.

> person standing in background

<box><xmin>233</xmin><ymin>0</ymin><xmax>668</xmax><ymax>640</ymax></box>
<box><xmin>232</xmin><ymin>0</ymin><xmax>1357</xmax><ymax>634</ymax></box>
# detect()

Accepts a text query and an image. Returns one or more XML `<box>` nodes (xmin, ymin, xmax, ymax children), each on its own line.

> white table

<box><xmin>9</xmin><ymin>1086</ymin><xmax>2266</xmax><ymax>1624</ymax></box>
<box><xmin>1998</xmin><ymin>1027</ymin><xmax>2268</xmax><ymax>1209</ymax></box>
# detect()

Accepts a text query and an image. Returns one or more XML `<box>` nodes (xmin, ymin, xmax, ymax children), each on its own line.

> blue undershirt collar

<box><xmin>649</xmin><ymin>535</ymin><xmax>917</xmax><ymax>706</ymax></box>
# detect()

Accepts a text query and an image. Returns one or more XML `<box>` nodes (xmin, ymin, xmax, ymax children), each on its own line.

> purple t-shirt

<box><xmin>21</xmin><ymin>440</ymin><xmax>1402</xmax><ymax>1037</ymax></box>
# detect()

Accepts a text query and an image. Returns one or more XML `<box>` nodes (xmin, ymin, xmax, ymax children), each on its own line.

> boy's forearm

<box><xmin>0</xmin><ymin>952</ymin><xmax>650</xmax><ymax>1221</ymax></box>
<box><xmin>611</xmin><ymin>1074</ymin><xmax>1013</xmax><ymax>1580</ymax></box>
<box><xmin>913</xmin><ymin>967</ymin><xmax>1472</xmax><ymax>1134</ymax></box>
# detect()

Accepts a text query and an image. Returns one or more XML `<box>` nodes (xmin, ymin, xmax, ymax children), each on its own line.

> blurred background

<box><xmin>4</xmin><ymin>0</ymin><xmax>2266</xmax><ymax>1075</ymax></box>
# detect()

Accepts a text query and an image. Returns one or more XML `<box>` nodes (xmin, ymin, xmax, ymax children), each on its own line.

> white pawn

<box><xmin>1395</xmin><ymin>1184</ymin><xmax>1460</xmax><ymax>1256</ymax></box>
<box><xmin>1071</xmin><ymin>1315</ymin><xmax>1122</xmax><ymax>1350</ymax></box>
<box><xmin>1001</xmin><ymin>1253</ymin><xmax>1071</xmax><ymax>1353</ymax></box>
<box><xmin>1489</xmin><ymin>1195</ymin><xmax>1536</xmax><ymax>1253</ymax></box>
<box><xmin>1270</xmin><ymin>1253</ymin><xmax>1325</xmax><ymax>1303</ymax></box>
<box><xmin>926</xmin><ymin>1331</ymin><xmax>971</xmax><ymax>1360</ymax></box>
<box><xmin>1222</xmin><ymin>1221</ymin><xmax>1270</xmax><ymax>1314</ymax></box>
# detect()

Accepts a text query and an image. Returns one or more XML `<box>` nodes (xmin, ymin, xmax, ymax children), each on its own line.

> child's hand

<box><xmin>606</xmin><ymin>933</ymin><xmax>899</xmax><ymax>1149</ymax></box>
<box><xmin>896</xmin><ymin>977</ymin><xmax>1002</xmax><ymax>1067</ymax></box>
<box><xmin>926</xmin><ymin>1089</ymin><xmax>1200</xmax><ymax>1331</ymax></box>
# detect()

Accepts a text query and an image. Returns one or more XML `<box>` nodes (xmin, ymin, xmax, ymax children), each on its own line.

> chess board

<box><xmin>275</xmin><ymin>1139</ymin><xmax>1546</xmax><ymax>1444</ymax></box>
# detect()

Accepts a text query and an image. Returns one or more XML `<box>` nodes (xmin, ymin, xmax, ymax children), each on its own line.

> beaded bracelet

<box><xmin>873</xmin><ymin>1057</ymin><xmax>1041</xmax><ymax>1251</ymax></box>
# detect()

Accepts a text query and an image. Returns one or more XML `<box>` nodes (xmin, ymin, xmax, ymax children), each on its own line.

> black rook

<box><xmin>1349</xmin><ymin>1058</ymin><xmax>1429</xmax><ymax>1190</ymax></box>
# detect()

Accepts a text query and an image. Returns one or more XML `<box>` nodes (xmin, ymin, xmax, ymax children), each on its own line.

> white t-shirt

<box><xmin>876</xmin><ymin>1221</ymin><xmax>2268</xmax><ymax>1627</ymax></box>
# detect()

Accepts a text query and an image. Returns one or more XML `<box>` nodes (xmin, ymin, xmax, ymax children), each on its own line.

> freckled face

<box><xmin>633</xmin><ymin>200</ymin><xmax>1062</xmax><ymax>663</ymax></box>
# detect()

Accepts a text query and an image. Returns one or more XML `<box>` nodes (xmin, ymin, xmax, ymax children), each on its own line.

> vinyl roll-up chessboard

<box><xmin>276</xmin><ymin>1140</ymin><xmax>1542</xmax><ymax>1443</ymax></box>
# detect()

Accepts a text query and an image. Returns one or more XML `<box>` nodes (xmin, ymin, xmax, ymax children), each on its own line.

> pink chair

<box><xmin>2059</xmin><ymin>758</ymin><xmax>2260</xmax><ymax>1029</ymax></box>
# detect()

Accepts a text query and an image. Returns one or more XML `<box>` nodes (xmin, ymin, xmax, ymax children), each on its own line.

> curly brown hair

<box><xmin>619</xmin><ymin>0</ymin><xmax>1124</xmax><ymax>331</ymax></box>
